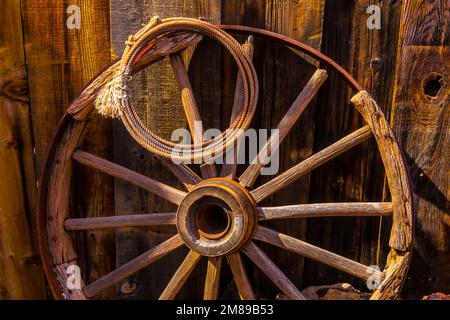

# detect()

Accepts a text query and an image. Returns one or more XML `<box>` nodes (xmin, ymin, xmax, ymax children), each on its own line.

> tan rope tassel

<box><xmin>94</xmin><ymin>16</ymin><xmax>161</xmax><ymax>118</ymax></box>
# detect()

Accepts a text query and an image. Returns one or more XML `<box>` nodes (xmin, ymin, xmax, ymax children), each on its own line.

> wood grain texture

<box><xmin>226</xmin><ymin>253</ymin><xmax>255</xmax><ymax>300</ymax></box>
<box><xmin>258</xmin><ymin>202</ymin><xmax>393</xmax><ymax>220</ymax></box>
<box><xmin>160</xmin><ymin>160</ymin><xmax>202</xmax><ymax>191</ymax></box>
<box><xmin>111</xmin><ymin>0</ymin><xmax>220</xmax><ymax>299</ymax></box>
<box><xmin>22</xmin><ymin>0</ymin><xmax>116</xmax><ymax>298</ymax></box>
<box><xmin>170</xmin><ymin>53</ymin><xmax>203</xmax><ymax>144</ymax></box>
<box><xmin>3</xmin><ymin>0</ymin><xmax>442</xmax><ymax>299</ymax></box>
<box><xmin>371</xmin><ymin>249</ymin><xmax>411</xmax><ymax>300</ymax></box>
<box><xmin>54</xmin><ymin>262</ymin><xmax>86</xmax><ymax>300</ymax></box>
<box><xmin>351</xmin><ymin>91</ymin><xmax>413</xmax><ymax>251</ymax></box>
<box><xmin>73</xmin><ymin>150</ymin><xmax>187</xmax><ymax>205</ymax></box>
<box><xmin>242</xmin><ymin>242</ymin><xmax>305</xmax><ymax>300</ymax></box>
<box><xmin>203</xmin><ymin>256</ymin><xmax>223</xmax><ymax>300</ymax></box>
<box><xmin>239</xmin><ymin>68</ymin><xmax>328</xmax><ymax>187</ymax></box>
<box><xmin>0</xmin><ymin>0</ymin><xmax>45</xmax><ymax>299</ymax></box>
<box><xmin>389</xmin><ymin>0</ymin><xmax>449</xmax><ymax>297</ymax></box>
<box><xmin>64</xmin><ymin>213</ymin><xmax>177</xmax><ymax>231</ymax></box>
<box><xmin>46</xmin><ymin>121</ymin><xmax>90</xmax><ymax>299</ymax></box>
<box><xmin>221</xmin><ymin>0</ymin><xmax>326</xmax><ymax>298</ymax></box>
<box><xmin>303</xmin><ymin>0</ymin><xmax>403</xmax><ymax>292</ymax></box>
<box><xmin>159</xmin><ymin>250</ymin><xmax>202</xmax><ymax>300</ymax></box>
<box><xmin>255</xmin><ymin>226</ymin><xmax>385</xmax><ymax>283</ymax></box>
<box><xmin>84</xmin><ymin>234</ymin><xmax>184</xmax><ymax>298</ymax></box>
<box><xmin>251</xmin><ymin>126</ymin><xmax>372</xmax><ymax>203</ymax></box>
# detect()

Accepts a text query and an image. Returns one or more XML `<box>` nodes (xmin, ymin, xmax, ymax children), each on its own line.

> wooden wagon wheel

<box><xmin>37</xmin><ymin>18</ymin><xmax>413</xmax><ymax>300</ymax></box>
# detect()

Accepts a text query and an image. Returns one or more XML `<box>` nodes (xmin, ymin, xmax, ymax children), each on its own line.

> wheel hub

<box><xmin>177</xmin><ymin>178</ymin><xmax>258</xmax><ymax>257</ymax></box>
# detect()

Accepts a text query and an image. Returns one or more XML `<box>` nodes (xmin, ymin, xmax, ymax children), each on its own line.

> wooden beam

<box><xmin>0</xmin><ymin>0</ymin><xmax>45</xmax><ymax>299</ymax></box>
<box><xmin>385</xmin><ymin>0</ymin><xmax>449</xmax><ymax>295</ymax></box>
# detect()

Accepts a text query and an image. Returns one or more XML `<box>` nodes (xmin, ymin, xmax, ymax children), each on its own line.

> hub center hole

<box><xmin>196</xmin><ymin>204</ymin><xmax>230</xmax><ymax>239</ymax></box>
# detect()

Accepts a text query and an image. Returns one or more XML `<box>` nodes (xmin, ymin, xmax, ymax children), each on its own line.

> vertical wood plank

<box><xmin>223</xmin><ymin>0</ymin><xmax>325</xmax><ymax>298</ymax></box>
<box><xmin>0</xmin><ymin>0</ymin><xmax>46</xmax><ymax>300</ymax></box>
<box><xmin>347</xmin><ymin>0</ymin><xmax>403</xmax><ymax>283</ymax></box>
<box><xmin>390</xmin><ymin>0</ymin><xmax>449</xmax><ymax>298</ymax></box>
<box><xmin>111</xmin><ymin>0</ymin><xmax>220</xmax><ymax>299</ymax></box>
<box><xmin>261</xmin><ymin>0</ymin><xmax>325</xmax><ymax>297</ymax></box>
<box><xmin>22</xmin><ymin>0</ymin><xmax>115</xmax><ymax>298</ymax></box>
<box><xmin>303</xmin><ymin>0</ymin><xmax>403</xmax><ymax>291</ymax></box>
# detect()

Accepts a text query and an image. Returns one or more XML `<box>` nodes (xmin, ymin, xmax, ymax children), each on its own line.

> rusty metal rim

<box><xmin>37</xmin><ymin>25</ymin><xmax>367</xmax><ymax>300</ymax></box>
<box><xmin>220</xmin><ymin>25</ymin><xmax>363</xmax><ymax>92</ymax></box>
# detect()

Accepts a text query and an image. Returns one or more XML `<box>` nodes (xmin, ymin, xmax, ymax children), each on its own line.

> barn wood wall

<box><xmin>0</xmin><ymin>0</ymin><xmax>447</xmax><ymax>299</ymax></box>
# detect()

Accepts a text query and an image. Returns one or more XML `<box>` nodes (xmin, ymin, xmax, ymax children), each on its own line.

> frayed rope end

<box><xmin>95</xmin><ymin>75</ymin><xmax>128</xmax><ymax>119</ymax></box>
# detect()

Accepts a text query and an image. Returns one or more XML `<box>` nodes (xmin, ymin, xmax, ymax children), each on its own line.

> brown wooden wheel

<box><xmin>37</xmin><ymin>19</ymin><xmax>413</xmax><ymax>300</ymax></box>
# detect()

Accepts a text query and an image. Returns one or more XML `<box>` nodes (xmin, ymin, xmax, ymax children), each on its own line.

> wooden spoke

<box><xmin>199</xmin><ymin>163</ymin><xmax>218</xmax><ymax>179</ymax></box>
<box><xmin>159</xmin><ymin>250</ymin><xmax>202</xmax><ymax>300</ymax></box>
<box><xmin>170</xmin><ymin>53</ymin><xmax>217</xmax><ymax>178</ymax></box>
<box><xmin>226</xmin><ymin>253</ymin><xmax>255</xmax><ymax>300</ymax></box>
<box><xmin>64</xmin><ymin>213</ymin><xmax>177</xmax><ymax>231</ymax></box>
<box><xmin>240</xmin><ymin>68</ymin><xmax>328</xmax><ymax>187</ymax></box>
<box><xmin>161</xmin><ymin>159</ymin><xmax>202</xmax><ymax>191</ymax></box>
<box><xmin>258</xmin><ymin>202</ymin><xmax>393</xmax><ymax>220</ymax></box>
<box><xmin>203</xmin><ymin>256</ymin><xmax>223</xmax><ymax>300</ymax></box>
<box><xmin>242</xmin><ymin>242</ymin><xmax>305</xmax><ymax>300</ymax></box>
<box><xmin>170</xmin><ymin>53</ymin><xmax>203</xmax><ymax>143</ymax></box>
<box><xmin>72</xmin><ymin>150</ymin><xmax>186</xmax><ymax>205</ymax></box>
<box><xmin>254</xmin><ymin>226</ymin><xmax>385</xmax><ymax>282</ymax></box>
<box><xmin>251</xmin><ymin>126</ymin><xmax>372</xmax><ymax>203</ymax></box>
<box><xmin>84</xmin><ymin>234</ymin><xmax>184</xmax><ymax>298</ymax></box>
<box><xmin>221</xmin><ymin>36</ymin><xmax>255</xmax><ymax>179</ymax></box>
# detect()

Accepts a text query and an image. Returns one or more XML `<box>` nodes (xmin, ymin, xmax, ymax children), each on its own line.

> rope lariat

<box><xmin>95</xmin><ymin>16</ymin><xmax>162</xmax><ymax>118</ymax></box>
<box><xmin>93</xmin><ymin>17</ymin><xmax>258</xmax><ymax>163</ymax></box>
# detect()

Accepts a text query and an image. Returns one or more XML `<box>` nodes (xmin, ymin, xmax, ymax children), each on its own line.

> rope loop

<box><xmin>95</xmin><ymin>17</ymin><xmax>258</xmax><ymax>163</ymax></box>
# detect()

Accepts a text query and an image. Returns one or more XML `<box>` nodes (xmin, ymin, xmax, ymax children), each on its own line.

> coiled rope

<box><xmin>95</xmin><ymin>17</ymin><xmax>258</xmax><ymax>163</ymax></box>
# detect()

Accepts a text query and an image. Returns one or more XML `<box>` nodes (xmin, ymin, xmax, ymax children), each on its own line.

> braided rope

<box><xmin>95</xmin><ymin>17</ymin><xmax>258</xmax><ymax>163</ymax></box>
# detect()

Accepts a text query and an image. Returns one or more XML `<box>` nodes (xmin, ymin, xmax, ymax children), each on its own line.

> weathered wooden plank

<box><xmin>22</xmin><ymin>0</ymin><xmax>115</xmax><ymax>298</ymax></box>
<box><xmin>0</xmin><ymin>0</ymin><xmax>46</xmax><ymax>299</ymax></box>
<box><xmin>224</xmin><ymin>0</ymin><xmax>325</xmax><ymax>299</ymax></box>
<box><xmin>111</xmin><ymin>0</ymin><xmax>220</xmax><ymax>299</ymax></box>
<box><xmin>389</xmin><ymin>0</ymin><xmax>449</xmax><ymax>298</ymax></box>
<box><xmin>347</xmin><ymin>0</ymin><xmax>404</xmax><ymax>287</ymax></box>
<box><xmin>303</xmin><ymin>0</ymin><xmax>403</xmax><ymax>291</ymax></box>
